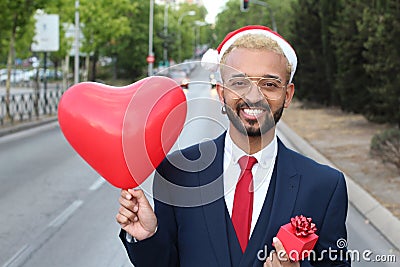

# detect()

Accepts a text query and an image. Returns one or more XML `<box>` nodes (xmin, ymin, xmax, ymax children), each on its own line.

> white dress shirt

<box><xmin>223</xmin><ymin>130</ymin><xmax>278</xmax><ymax>236</ymax></box>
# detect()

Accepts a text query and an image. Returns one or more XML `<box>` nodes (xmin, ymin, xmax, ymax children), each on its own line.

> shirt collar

<box><xmin>224</xmin><ymin>129</ymin><xmax>277</xmax><ymax>168</ymax></box>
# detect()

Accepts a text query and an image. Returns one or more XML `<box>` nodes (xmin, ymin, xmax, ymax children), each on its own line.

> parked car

<box><xmin>0</xmin><ymin>69</ymin><xmax>25</xmax><ymax>85</ymax></box>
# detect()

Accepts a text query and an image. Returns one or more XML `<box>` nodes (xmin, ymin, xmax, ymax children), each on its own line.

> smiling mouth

<box><xmin>240</xmin><ymin>107</ymin><xmax>266</xmax><ymax>120</ymax></box>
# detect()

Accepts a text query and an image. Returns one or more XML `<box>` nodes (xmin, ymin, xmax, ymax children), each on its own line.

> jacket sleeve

<box><xmin>119</xmin><ymin>162</ymin><xmax>180</xmax><ymax>267</ymax></box>
<box><xmin>301</xmin><ymin>172</ymin><xmax>351</xmax><ymax>267</ymax></box>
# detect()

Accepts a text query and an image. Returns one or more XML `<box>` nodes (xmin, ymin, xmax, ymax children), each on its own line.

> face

<box><xmin>217</xmin><ymin>48</ymin><xmax>294</xmax><ymax>137</ymax></box>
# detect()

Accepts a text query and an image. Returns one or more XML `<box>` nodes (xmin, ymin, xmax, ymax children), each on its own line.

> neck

<box><xmin>228</xmin><ymin>125</ymin><xmax>275</xmax><ymax>155</ymax></box>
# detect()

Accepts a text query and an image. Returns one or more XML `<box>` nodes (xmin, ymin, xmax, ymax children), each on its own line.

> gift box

<box><xmin>276</xmin><ymin>215</ymin><xmax>319</xmax><ymax>262</ymax></box>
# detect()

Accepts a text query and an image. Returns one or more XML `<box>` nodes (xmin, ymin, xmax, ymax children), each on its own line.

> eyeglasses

<box><xmin>224</xmin><ymin>76</ymin><xmax>287</xmax><ymax>100</ymax></box>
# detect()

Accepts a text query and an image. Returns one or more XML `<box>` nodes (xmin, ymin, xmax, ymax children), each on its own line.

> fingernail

<box><xmin>273</xmin><ymin>237</ymin><xmax>278</xmax><ymax>244</ymax></box>
<box><xmin>126</xmin><ymin>194</ymin><xmax>132</xmax><ymax>200</ymax></box>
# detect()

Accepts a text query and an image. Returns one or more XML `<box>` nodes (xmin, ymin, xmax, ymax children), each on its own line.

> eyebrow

<box><xmin>230</xmin><ymin>73</ymin><xmax>282</xmax><ymax>81</ymax></box>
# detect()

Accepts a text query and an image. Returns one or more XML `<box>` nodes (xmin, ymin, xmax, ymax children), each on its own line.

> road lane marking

<box><xmin>89</xmin><ymin>177</ymin><xmax>106</xmax><ymax>191</ymax></box>
<box><xmin>3</xmin><ymin>244</ymin><xmax>30</xmax><ymax>267</ymax></box>
<box><xmin>48</xmin><ymin>200</ymin><xmax>83</xmax><ymax>228</ymax></box>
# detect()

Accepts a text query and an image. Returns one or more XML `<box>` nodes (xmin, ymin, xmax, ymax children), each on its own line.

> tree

<box><xmin>110</xmin><ymin>0</ymin><xmax>150</xmax><ymax>80</ymax></box>
<box><xmin>214</xmin><ymin>0</ymin><xmax>295</xmax><ymax>44</ymax></box>
<box><xmin>1</xmin><ymin>0</ymin><xmax>46</xmax><ymax>120</ymax></box>
<box><xmin>290</xmin><ymin>0</ymin><xmax>327</xmax><ymax>103</ymax></box>
<box><xmin>358</xmin><ymin>1</ymin><xmax>400</xmax><ymax>126</ymax></box>
<box><xmin>319</xmin><ymin>0</ymin><xmax>339</xmax><ymax>105</ymax></box>
<box><xmin>331</xmin><ymin>0</ymin><xmax>371</xmax><ymax>113</ymax></box>
<box><xmin>79</xmin><ymin>0</ymin><xmax>133</xmax><ymax>81</ymax></box>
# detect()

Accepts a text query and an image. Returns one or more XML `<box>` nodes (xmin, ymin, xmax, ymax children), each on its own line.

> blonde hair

<box><xmin>220</xmin><ymin>34</ymin><xmax>292</xmax><ymax>82</ymax></box>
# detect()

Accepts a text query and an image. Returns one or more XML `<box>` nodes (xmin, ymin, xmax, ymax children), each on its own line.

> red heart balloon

<box><xmin>58</xmin><ymin>76</ymin><xmax>187</xmax><ymax>189</ymax></box>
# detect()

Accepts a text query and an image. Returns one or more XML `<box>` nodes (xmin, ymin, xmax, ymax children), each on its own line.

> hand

<box><xmin>264</xmin><ymin>237</ymin><xmax>300</xmax><ymax>267</ymax></box>
<box><xmin>116</xmin><ymin>188</ymin><xmax>158</xmax><ymax>241</ymax></box>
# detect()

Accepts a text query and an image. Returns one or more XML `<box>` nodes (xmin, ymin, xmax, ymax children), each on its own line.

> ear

<box><xmin>216</xmin><ymin>83</ymin><xmax>225</xmax><ymax>104</ymax></box>
<box><xmin>283</xmin><ymin>83</ymin><xmax>295</xmax><ymax>108</ymax></box>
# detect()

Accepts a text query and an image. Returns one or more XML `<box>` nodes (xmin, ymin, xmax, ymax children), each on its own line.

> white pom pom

<box><xmin>201</xmin><ymin>49</ymin><xmax>220</xmax><ymax>72</ymax></box>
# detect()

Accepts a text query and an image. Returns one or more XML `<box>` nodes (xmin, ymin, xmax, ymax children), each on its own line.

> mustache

<box><xmin>237</xmin><ymin>101</ymin><xmax>270</xmax><ymax>110</ymax></box>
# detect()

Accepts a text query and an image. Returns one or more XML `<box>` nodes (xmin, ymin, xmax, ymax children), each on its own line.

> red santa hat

<box><xmin>201</xmin><ymin>25</ymin><xmax>297</xmax><ymax>82</ymax></box>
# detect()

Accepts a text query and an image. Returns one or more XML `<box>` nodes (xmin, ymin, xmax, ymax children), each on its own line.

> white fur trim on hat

<box><xmin>201</xmin><ymin>48</ymin><xmax>220</xmax><ymax>72</ymax></box>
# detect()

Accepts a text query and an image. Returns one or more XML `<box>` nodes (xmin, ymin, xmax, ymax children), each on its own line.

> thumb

<box><xmin>128</xmin><ymin>189</ymin><xmax>154</xmax><ymax>214</ymax></box>
<box><xmin>273</xmin><ymin>237</ymin><xmax>289</xmax><ymax>262</ymax></box>
<box><xmin>128</xmin><ymin>189</ymin><xmax>148</xmax><ymax>204</ymax></box>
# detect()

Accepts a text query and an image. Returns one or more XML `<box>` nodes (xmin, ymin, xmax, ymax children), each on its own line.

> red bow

<box><xmin>290</xmin><ymin>215</ymin><xmax>317</xmax><ymax>237</ymax></box>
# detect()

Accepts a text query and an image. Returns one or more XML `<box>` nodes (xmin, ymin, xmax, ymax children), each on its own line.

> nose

<box><xmin>245</xmin><ymin>81</ymin><xmax>265</xmax><ymax>102</ymax></box>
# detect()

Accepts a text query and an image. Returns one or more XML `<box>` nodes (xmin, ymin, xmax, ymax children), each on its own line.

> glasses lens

<box><xmin>224</xmin><ymin>76</ymin><xmax>286</xmax><ymax>100</ymax></box>
<box><xmin>258</xmin><ymin>78</ymin><xmax>285</xmax><ymax>100</ymax></box>
<box><xmin>225</xmin><ymin>77</ymin><xmax>251</xmax><ymax>95</ymax></box>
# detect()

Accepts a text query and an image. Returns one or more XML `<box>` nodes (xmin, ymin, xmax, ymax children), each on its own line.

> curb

<box><xmin>277</xmin><ymin>121</ymin><xmax>400</xmax><ymax>250</ymax></box>
<box><xmin>0</xmin><ymin>117</ymin><xmax>58</xmax><ymax>137</ymax></box>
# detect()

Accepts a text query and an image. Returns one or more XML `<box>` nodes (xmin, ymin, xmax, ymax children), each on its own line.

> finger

<box><xmin>273</xmin><ymin>237</ymin><xmax>289</xmax><ymax>262</ymax></box>
<box><xmin>116</xmin><ymin>213</ymin><xmax>131</xmax><ymax>227</ymax></box>
<box><xmin>264</xmin><ymin>256</ymin><xmax>272</xmax><ymax>267</ymax></box>
<box><xmin>128</xmin><ymin>189</ymin><xmax>152</xmax><ymax>207</ymax></box>
<box><xmin>119</xmin><ymin>197</ymin><xmax>139</xmax><ymax>215</ymax></box>
<box><xmin>121</xmin><ymin>189</ymin><xmax>133</xmax><ymax>200</ymax></box>
<box><xmin>119</xmin><ymin>205</ymin><xmax>137</xmax><ymax>221</ymax></box>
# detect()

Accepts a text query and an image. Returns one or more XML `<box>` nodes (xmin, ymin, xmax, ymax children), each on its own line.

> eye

<box><xmin>229</xmin><ymin>78</ymin><xmax>250</xmax><ymax>87</ymax></box>
<box><xmin>259</xmin><ymin>79</ymin><xmax>280</xmax><ymax>89</ymax></box>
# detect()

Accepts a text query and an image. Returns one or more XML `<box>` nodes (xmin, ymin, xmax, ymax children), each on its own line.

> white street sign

<box><xmin>32</xmin><ymin>14</ymin><xmax>60</xmax><ymax>52</ymax></box>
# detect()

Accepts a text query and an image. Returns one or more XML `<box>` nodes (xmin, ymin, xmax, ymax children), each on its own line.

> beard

<box><xmin>224</xmin><ymin>99</ymin><xmax>284</xmax><ymax>137</ymax></box>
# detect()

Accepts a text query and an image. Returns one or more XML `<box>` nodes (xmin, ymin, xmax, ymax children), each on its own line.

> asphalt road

<box><xmin>0</xmin><ymin>65</ymin><xmax>398</xmax><ymax>267</ymax></box>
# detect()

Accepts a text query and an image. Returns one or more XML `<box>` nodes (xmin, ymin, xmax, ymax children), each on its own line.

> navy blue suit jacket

<box><xmin>120</xmin><ymin>133</ymin><xmax>351</xmax><ymax>266</ymax></box>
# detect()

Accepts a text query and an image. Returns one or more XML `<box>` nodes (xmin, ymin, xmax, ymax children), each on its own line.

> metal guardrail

<box><xmin>0</xmin><ymin>87</ymin><xmax>64</xmax><ymax>126</ymax></box>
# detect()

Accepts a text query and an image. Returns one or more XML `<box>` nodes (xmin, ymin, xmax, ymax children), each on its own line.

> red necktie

<box><xmin>232</xmin><ymin>155</ymin><xmax>258</xmax><ymax>252</ymax></box>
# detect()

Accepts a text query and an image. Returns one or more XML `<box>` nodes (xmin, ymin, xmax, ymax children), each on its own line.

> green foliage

<box><xmin>331</xmin><ymin>1</ymin><xmax>370</xmax><ymax>113</ymax></box>
<box><xmin>290</xmin><ymin>0</ymin><xmax>327</xmax><ymax>103</ymax></box>
<box><xmin>289</xmin><ymin>0</ymin><xmax>340</xmax><ymax>105</ymax></box>
<box><xmin>288</xmin><ymin>0</ymin><xmax>400</xmax><ymax>126</ymax></box>
<box><xmin>112</xmin><ymin>0</ymin><xmax>150</xmax><ymax>80</ymax></box>
<box><xmin>358</xmin><ymin>5</ymin><xmax>400</xmax><ymax>125</ymax></box>
<box><xmin>370</xmin><ymin>128</ymin><xmax>400</xmax><ymax>173</ymax></box>
<box><xmin>0</xmin><ymin>0</ymin><xmax>47</xmax><ymax>62</ymax></box>
<box><xmin>214</xmin><ymin>0</ymin><xmax>294</xmax><ymax>45</ymax></box>
<box><xmin>113</xmin><ymin>1</ymin><xmax>208</xmax><ymax>80</ymax></box>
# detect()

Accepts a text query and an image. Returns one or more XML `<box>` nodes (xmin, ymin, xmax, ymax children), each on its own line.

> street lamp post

<box><xmin>148</xmin><ymin>0</ymin><xmax>154</xmax><ymax>76</ymax></box>
<box><xmin>163</xmin><ymin>3</ymin><xmax>169</xmax><ymax>65</ymax></box>
<box><xmin>194</xmin><ymin>21</ymin><xmax>207</xmax><ymax>58</ymax></box>
<box><xmin>178</xmin><ymin>11</ymin><xmax>196</xmax><ymax>63</ymax></box>
<box><xmin>74</xmin><ymin>0</ymin><xmax>80</xmax><ymax>84</ymax></box>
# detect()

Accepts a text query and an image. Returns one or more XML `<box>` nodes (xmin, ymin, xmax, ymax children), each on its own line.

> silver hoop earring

<box><xmin>221</xmin><ymin>105</ymin><xmax>227</xmax><ymax>114</ymax></box>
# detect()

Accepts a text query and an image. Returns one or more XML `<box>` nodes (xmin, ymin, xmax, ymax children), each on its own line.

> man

<box><xmin>116</xmin><ymin>25</ymin><xmax>351</xmax><ymax>267</ymax></box>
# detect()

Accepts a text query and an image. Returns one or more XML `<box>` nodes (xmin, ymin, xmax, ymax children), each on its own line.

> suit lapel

<box><xmin>200</xmin><ymin>133</ymin><xmax>232</xmax><ymax>267</ymax></box>
<box><xmin>267</xmin><ymin>139</ymin><xmax>300</xmax><ymax>233</ymax></box>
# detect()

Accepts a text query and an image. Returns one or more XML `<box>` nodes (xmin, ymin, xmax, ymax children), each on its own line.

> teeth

<box><xmin>243</xmin><ymin>108</ymin><xmax>263</xmax><ymax>116</ymax></box>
